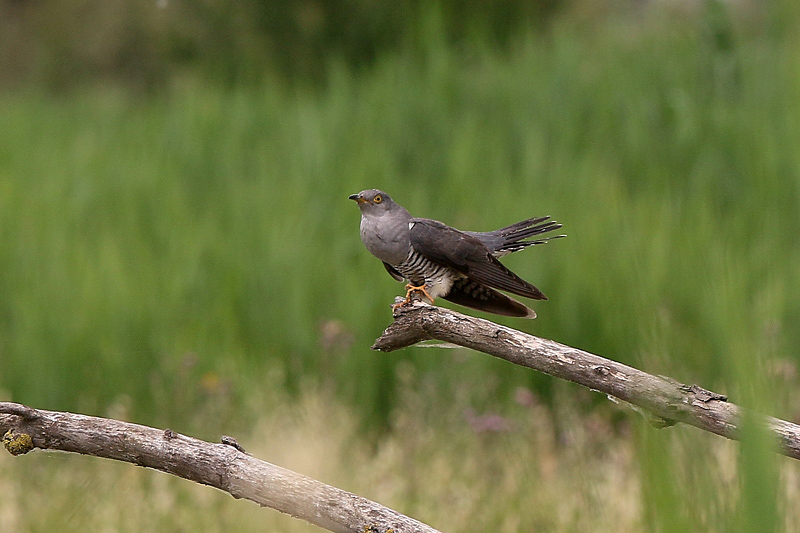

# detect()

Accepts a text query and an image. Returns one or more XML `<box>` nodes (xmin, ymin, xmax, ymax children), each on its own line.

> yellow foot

<box><xmin>404</xmin><ymin>283</ymin><xmax>435</xmax><ymax>304</ymax></box>
<box><xmin>391</xmin><ymin>284</ymin><xmax>435</xmax><ymax>311</ymax></box>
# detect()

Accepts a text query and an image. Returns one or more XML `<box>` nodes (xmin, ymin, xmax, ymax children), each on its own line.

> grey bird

<box><xmin>349</xmin><ymin>189</ymin><xmax>564</xmax><ymax>318</ymax></box>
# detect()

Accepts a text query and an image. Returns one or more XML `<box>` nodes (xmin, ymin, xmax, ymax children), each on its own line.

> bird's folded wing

<box><xmin>409</xmin><ymin>218</ymin><xmax>546</xmax><ymax>300</ymax></box>
<box><xmin>442</xmin><ymin>280</ymin><xmax>537</xmax><ymax>318</ymax></box>
<box><xmin>383</xmin><ymin>262</ymin><xmax>404</xmax><ymax>281</ymax></box>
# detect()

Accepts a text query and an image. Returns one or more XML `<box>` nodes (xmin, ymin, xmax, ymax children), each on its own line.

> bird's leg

<box><xmin>403</xmin><ymin>283</ymin><xmax>435</xmax><ymax>304</ymax></box>
<box><xmin>391</xmin><ymin>284</ymin><xmax>434</xmax><ymax>310</ymax></box>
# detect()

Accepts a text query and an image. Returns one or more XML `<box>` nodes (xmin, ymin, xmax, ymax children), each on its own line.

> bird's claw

<box><xmin>403</xmin><ymin>283</ymin><xmax>434</xmax><ymax>304</ymax></box>
<box><xmin>391</xmin><ymin>284</ymin><xmax>434</xmax><ymax>312</ymax></box>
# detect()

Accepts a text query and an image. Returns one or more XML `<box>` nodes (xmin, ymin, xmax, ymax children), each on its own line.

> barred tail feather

<box><xmin>493</xmin><ymin>233</ymin><xmax>565</xmax><ymax>256</ymax></box>
<box><xmin>467</xmin><ymin>216</ymin><xmax>565</xmax><ymax>257</ymax></box>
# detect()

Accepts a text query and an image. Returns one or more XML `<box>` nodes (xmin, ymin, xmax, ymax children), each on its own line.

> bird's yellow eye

<box><xmin>373</xmin><ymin>195</ymin><xmax>383</xmax><ymax>204</ymax></box>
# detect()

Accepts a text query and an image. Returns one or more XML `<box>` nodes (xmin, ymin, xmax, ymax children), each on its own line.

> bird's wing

<box><xmin>409</xmin><ymin>218</ymin><xmax>547</xmax><ymax>300</ymax></box>
<box><xmin>442</xmin><ymin>278</ymin><xmax>537</xmax><ymax>318</ymax></box>
<box><xmin>382</xmin><ymin>262</ymin><xmax>404</xmax><ymax>281</ymax></box>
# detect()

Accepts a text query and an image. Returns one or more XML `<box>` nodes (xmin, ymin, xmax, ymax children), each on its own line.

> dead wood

<box><xmin>373</xmin><ymin>301</ymin><xmax>800</xmax><ymax>460</ymax></box>
<box><xmin>0</xmin><ymin>402</ymin><xmax>440</xmax><ymax>533</ymax></box>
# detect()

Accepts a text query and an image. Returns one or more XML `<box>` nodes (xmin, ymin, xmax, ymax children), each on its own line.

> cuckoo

<box><xmin>349</xmin><ymin>189</ymin><xmax>564</xmax><ymax>318</ymax></box>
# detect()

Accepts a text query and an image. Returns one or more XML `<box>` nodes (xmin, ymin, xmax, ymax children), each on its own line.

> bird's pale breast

<box><xmin>359</xmin><ymin>213</ymin><xmax>411</xmax><ymax>265</ymax></box>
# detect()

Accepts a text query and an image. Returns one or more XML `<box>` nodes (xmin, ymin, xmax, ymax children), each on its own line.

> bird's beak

<box><xmin>349</xmin><ymin>193</ymin><xmax>366</xmax><ymax>204</ymax></box>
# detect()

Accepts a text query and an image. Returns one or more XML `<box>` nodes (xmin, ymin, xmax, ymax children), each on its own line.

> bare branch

<box><xmin>373</xmin><ymin>302</ymin><xmax>800</xmax><ymax>460</ymax></box>
<box><xmin>0</xmin><ymin>402</ymin><xmax>440</xmax><ymax>533</ymax></box>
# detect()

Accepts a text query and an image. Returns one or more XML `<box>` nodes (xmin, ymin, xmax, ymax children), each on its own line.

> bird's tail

<box><xmin>443</xmin><ymin>278</ymin><xmax>538</xmax><ymax>318</ymax></box>
<box><xmin>468</xmin><ymin>216</ymin><xmax>565</xmax><ymax>257</ymax></box>
<box><xmin>492</xmin><ymin>216</ymin><xmax>565</xmax><ymax>255</ymax></box>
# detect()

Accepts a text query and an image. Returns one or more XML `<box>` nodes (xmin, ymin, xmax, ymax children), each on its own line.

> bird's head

<box><xmin>348</xmin><ymin>189</ymin><xmax>397</xmax><ymax>215</ymax></box>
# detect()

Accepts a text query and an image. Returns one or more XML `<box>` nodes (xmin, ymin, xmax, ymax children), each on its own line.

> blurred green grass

<box><xmin>0</xmin><ymin>3</ymin><xmax>798</xmax><ymax>421</ymax></box>
<box><xmin>1</xmin><ymin>2</ymin><xmax>800</xmax><ymax>531</ymax></box>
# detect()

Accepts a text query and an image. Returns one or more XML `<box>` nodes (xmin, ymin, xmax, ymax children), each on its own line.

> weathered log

<box><xmin>373</xmin><ymin>301</ymin><xmax>800</xmax><ymax>460</ymax></box>
<box><xmin>0</xmin><ymin>402</ymin><xmax>440</xmax><ymax>533</ymax></box>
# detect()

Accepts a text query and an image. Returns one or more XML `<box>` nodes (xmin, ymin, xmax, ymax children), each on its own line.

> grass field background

<box><xmin>1</xmin><ymin>2</ymin><xmax>800</xmax><ymax>530</ymax></box>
